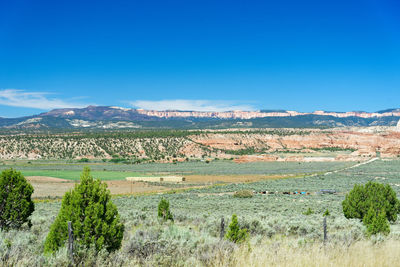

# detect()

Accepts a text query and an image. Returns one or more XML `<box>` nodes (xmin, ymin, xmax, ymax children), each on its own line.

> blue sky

<box><xmin>0</xmin><ymin>0</ymin><xmax>400</xmax><ymax>117</ymax></box>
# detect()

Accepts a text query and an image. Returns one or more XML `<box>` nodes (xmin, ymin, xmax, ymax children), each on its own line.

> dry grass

<box><xmin>213</xmin><ymin>239</ymin><xmax>400</xmax><ymax>267</ymax></box>
<box><xmin>28</xmin><ymin>174</ymin><xmax>293</xmax><ymax>198</ymax></box>
<box><xmin>28</xmin><ymin>176</ymin><xmax>169</xmax><ymax>197</ymax></box>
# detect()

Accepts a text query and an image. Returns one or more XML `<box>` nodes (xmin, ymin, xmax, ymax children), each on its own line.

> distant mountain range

<box><xmin>0</xmin><ymin>106</ymin><xmax>399</xmax><ymax>131</ymax></box>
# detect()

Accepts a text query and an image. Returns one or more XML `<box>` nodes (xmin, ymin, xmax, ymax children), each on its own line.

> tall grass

<box><xmin>214</xmin><ymin>239</ymin><xmax>400</xmax><ymax>267</ymax></box>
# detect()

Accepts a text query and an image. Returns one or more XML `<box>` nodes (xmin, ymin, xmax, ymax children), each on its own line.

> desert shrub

<box><xmin>303</xmin><ymin>208</ymin><xmax>314</xmax><ymax>215</ymax></box>
<box><xmin>246</xmin><ymin>219</ymin><xmax>265</xmax><ymax>235</ymax></box>
<box><xmin>109</xmin><ymin>157</ymin><xmax>127</xmax><ymax>163</ymax></box>
<box><xmin>323</xmin><ymin>209</ymin><xmax>330</xmax><ymax>217</ymax></box>
<box><xmin>342</xmin><ymin>182</ymin><xmax>400</xmax><ymax>235</ymax></box>
<box><xmin>233</xmin><ymin>190</ymin><xmax>253</xmax><ymax>198</ymax></box>
<box><xmin>44</xmin><ymin>167</ymin><xmax>124</xmax><ymax>254</ymax></box>
<box><xmin>363</xmin><ymin>207</ymin><xmax>390</xmax><ymax>236</ymax></box>
<box><xmin>0</xmin><ymin>169</ymin><xmax>34</xmax><ymax>230</ymax></box>
<box><xmin>342</xmin><ymin>182</ymin><xmax>400</xmax><ymax>222</ymax></box>
<box><xmin>77</xmin><ymin>158</ymin><xmax>89</xmax><ymax>163</ymax></box>
<box><xmin>158</xmin><ymin>198</ymin><xmax>174</xmax><ymax>222</ymax></box>
<box><xmin>225</xmin><ymin>214</ymin><xmax>248</xmax><ymax>243</ymax></box>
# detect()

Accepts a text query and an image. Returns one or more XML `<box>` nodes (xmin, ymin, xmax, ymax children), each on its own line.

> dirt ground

<box><xmin>27</xmin><ymin>176</ymin><xmax>169</xmax><ymax>198</ymax></box>
<box><xmin>27</xmin><ymin>174</ymin><xmax>289</xmax><ymax>198</ymax></box>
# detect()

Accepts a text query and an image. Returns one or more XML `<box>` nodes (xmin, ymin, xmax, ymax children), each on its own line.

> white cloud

<box><xmin>0</xmin><ymin>89</ymin><xmax>88</xmax><ymax>110</ymax></box>
<box><xmin>129</xmin><ymin>99</ymin><xmax>255</xmax><ymax>112</ymax></box>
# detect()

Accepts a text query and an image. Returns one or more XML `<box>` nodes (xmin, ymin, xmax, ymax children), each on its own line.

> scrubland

<box><xmin>1</xmin><ymin>159</ymin><xmax>400</xmax><ymax>266</ymax></box>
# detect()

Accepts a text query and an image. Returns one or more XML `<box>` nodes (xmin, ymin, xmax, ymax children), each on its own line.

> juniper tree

<box><xmin>158</xmin><ymin>198</ymin><xmax>174</xmax><ymax>222</ymax></box>
<box><xmin>342</xmin><ymin>182</ymin><xmax>400</xmax><ymax>235</ymax></box>
<box><xmin>225</xmin><ymin>214</ymin><xmax>248</xmax><ymax>243</ymax></box>
<box><xmin>0</xmin><ymin>169</ymin><xmax>34</xmax><ymax>230</ymax></box>
<box><xmin>44</xmin><ymin>167</ymin><xmax>124</xmax><ymax>254</ymax></box>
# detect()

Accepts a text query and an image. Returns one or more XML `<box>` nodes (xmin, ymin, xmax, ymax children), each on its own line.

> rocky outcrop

<box><xmin>191</xmin><ymin>129</ymin><xmax>400</xmax><ymax>159</ymax></box>
<box><xmin>0</xmin><ymin>128</ymin><xmax>399</xmax><ymax>161</ymax></box>
<box><xmin>136</xmin><ymin>109</ymin><xmax>400</xmax><ymax>120</ymax></box>
<box><xmin>41</xmin><ymin>106</ymin><xmax>400</xmax><ymax>120</ymax></box>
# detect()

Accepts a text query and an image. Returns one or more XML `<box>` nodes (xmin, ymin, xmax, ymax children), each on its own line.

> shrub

<box><xmin>158</xmin><ymin>198</ymin><xmax>174</xmax><ymax>222</ymax></box>
<box><xmin>342</xmin><ymin>182</ymin><xmax>400</xmax><ymax>222</ymax></box>
<box><xmin>77</xmin><ymin>158</ymin><xmax>89</xmax><ymax>163</ymax></box>
<box><xmin>323</xmin><ymin>209</ymin><xmax>330</xmax><ymax>217</ymax></box>
<box><xmin>109</xmin><ymin>158</ymin><xmax>126</xmax><ymax>163</ymax></box>
<box><xmin>233</xmin><ymin>190</ymin><xmax>253</xmax><ymax>198</ymax></box>
<box><xmin>303</xmin><ymin>208</ymin><xmax>313</xmax><ymax>215</ymax></box>
<box><xmin>44</xmin><ymin>167</ymin><xmax>124</xmax><ymax>254</ymax></box>
<box><xmin>0</xmin><ymin>169</ymin><xmax>34</xmax><ymax>230</ymax></box>
<box><xmin>225</xmin><ymin>214</ymin><xmax>248</xmax><ymax>243</ymax></box>
<box><xmin>363</xmin><ymin>207</ymin><xmax>390</xmax><ymax>236</ymax></box>
<box><xmin>342</xmin><ymin>182</ymin><xmax>400</xmax><ymax>235</ymax></box>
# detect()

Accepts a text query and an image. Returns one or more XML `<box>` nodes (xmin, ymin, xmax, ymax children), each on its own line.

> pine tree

<box><xmin>343</xmin><ymin>182</ymin><xmax>399</xmax><ymax>235</ymax></box>
<box><xmin>342</xmin><ymin>182</ymin><xmax>400</xmax><ymax>222</ymax></box>
<box><xmin>363</xmin><ymin>207</ymin><xmax>390</xmax><ymax>236</ymax></box>
<box><xmin>158</xmin><ymin>198</ymin><xmax>174</xmax><ymax>222</ymax></box>
<box><xmin>0</xmin><ymin>169</ymin><xmax>34</xmax><ymax>230</ymax></box>
<box><xmin>44</xmin><ymin>167</ymin><xmax>124</xmax><ymax>254</ymax></box>
<box><xmin>225</xmin><ymin>214</ymin><xmax>248</xmax><ymax>243</ymax></box>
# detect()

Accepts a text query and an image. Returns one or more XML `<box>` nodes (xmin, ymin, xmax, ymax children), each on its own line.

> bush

<box><xmin>323</xmin><ymin>209</ymin><xmax>330</xmax><ymax>217</ymax></box>
<box><xmin>0</xmin><ymin>169</ymin><xmax>34</xmax><ymax>230</ymax></box>
<box><xmin>233</xmin><ymin>190</ymin><xmax>253</xmax><ymax>198</ymax></box>
<box><xmin>303</xmin><ymin>208</ymin><xmax>313</xmax><ymax>215</ymax></box>
<box><xmin>343</xmin><ymin>182</ymin><xmax>400</xmax><ymax>222</ymax></box>
<box><xmin>363</xmin><ymin>207</ymin><xmax>390</xmax><ymax>236</ymax></box>
<box><xmin>44</xmin><ymin>167</ymin><xmax>124</xmax><ymax>254</ymax></box>
<box><xmin>225</xmin><ymin>214</ymin><xmax>248</xmax><ymax>243</ymax></box>
<box><xmin>158</xmin><ymin>198</ymin><xmax>173</xmax><ymax>222</ymax></box>
<box><xmin>342</xmin><ymin>182</ymin><xmax>400</xmax><ymax>235</ymax></box>
<box><xmin>77</xmin><ymin>158</ymin><xmax>89</xmax><ymax>163</ymax></box>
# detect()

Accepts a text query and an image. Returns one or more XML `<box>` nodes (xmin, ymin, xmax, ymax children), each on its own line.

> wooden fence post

<box><xmin>323</xmin><ymin>216</ymin><xmax>327</xmax><ymax>244</ymax></box>
<box><xmin>220</xmin><ymin>217</ymin><xmax>225</xmax><ymax>240</ymax></box>
<box><xmin>68</xmin><ymin>221</ymin><xmax>74</xmax><ymax>264</ymax></box>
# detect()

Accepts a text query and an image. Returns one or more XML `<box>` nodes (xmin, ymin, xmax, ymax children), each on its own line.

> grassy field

<box><xmin>1</xmin><ymin>159</ymin><xmax>400</xmax><ymax>266</ymax></box>
<box><xmin>1</xmin><ymin>160</ymin><xmax>355</xmax><ymax>179</ymax></box>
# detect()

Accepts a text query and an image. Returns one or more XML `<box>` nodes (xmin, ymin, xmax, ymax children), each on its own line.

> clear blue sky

<box><xmin>1</xmin><ymin>0</ymin><xmax>400</xmax><ymax>117</ymax></box>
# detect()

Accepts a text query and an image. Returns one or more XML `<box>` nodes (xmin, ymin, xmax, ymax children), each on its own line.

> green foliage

<box><xmin>109</xmin><ymin>157</ymin><xmax>128</xmax><ymax>163</ymax></box>
<box><xmin>44</xmin><ymin>167</ymin><xmax>124</xmax><ymax>254</ymax></box>
<box><xmin>303</xmin><ymin>208</ymin><xmax>314</xmax><ymax>215</ymax></box>
<box><xmin>323</xmin><ymin>209</ymin><xmax>330</xmax><ymax>217</ymax></box>
<box><xmin>311</xmin><ymin>147</ymin><xmax>356</xmax><ymax>152</ymax></box>
<box><xmin>233</xmin><ymin>190</ymin><xmax>254</xmax><ymax>198</ymax></box>
<box><xmin>342</xmin><ymin>182</ymin><xmax>400</xmax><ymax>235</ymax></box>
<box><xmin>158</xmin><ymin>198</ymin><xmax>174</xmax><ymax>222</ymax></box>
<box><xmin>225</xmin><ymin>214</ymin><xmax>248</xmax><ymax>243</ymax></box>
<box><xmin>342</xmin><ymin>182</ymin><xmax>400</xmax><ymax>222</ymax></box>
<box><xmin>77</xmin><ymin>158</ymin><xmax>89</xmax><ymax>163</ymax></box>
<box><xmin>363</xmin><ymin>207</ymin><xmax>390</xmax><ymax>236</ymax></box>
<box><xmin>0</xmin><ymin>169</ymin><xmax>34</xmax><ymax>230</ymax></box>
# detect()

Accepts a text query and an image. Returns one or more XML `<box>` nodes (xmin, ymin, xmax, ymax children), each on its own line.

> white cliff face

<box><xmin>397</xmin><ymin>119</ymin><xmax>400</xmax><ymax>131</ymax></box>
<box><xmin>135</xmin><ymin>109</ymin><xmax>400</xmax><ymax>120</ymax></box>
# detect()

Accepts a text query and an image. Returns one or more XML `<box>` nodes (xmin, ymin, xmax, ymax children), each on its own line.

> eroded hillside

<box><xmin>0</xmin><ymin>128</ymin><xmax>399</xmax><ymax>161</ymax></box>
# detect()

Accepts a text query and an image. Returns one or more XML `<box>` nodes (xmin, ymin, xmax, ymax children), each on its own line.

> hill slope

<box><xmin>0</xmin><ymin>106</ymin><xmax>399</xmax><ymax>131</ymax></box>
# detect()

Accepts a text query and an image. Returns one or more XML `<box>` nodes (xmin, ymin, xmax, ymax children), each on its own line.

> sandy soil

<box><xmin>27</xmin><ymin>174</ymin><xmax>291</xmax><ymax>198</ymax></box>
<box><xmin>28</xmin><ymin>176</ymin><xmax>168</xmax><ymax>198</ymax></box>
<box><xmin>27</xmin><ymin>176</ymin><xmax>69</xmax><ymax>182</ymax></box>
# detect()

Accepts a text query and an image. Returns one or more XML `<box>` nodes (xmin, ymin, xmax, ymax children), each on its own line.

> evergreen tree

<box><xmin>342</xmin><ymin>182</ymin><xmax>400</xmax><ymax>222</ymax></box>
<box><xmin>0</xmin><ymin>169</ymin><xmax>34</xmax><ymax>230</ymax></box>
<box><xmin>363</xmin><ymin>207</ymin><xmax>390</xmax><ymax>236</ymax></box>
<box><xmin>342</xmin><ymin>182</ymin><xmax>400</xmax><ymax>235</ymax></box>
<box><xmin>225</xmin><ymin>214</ymin><xmax>248</xmax><ymax>243</ymax></box>
<box><xmin>44</xmin><ymin>167</ymin><xmax>124</xmax><ymax>254</ymax></box>
<box><xmin>158</xmin><ymin>198</ymin><xmax>174</xmax><ymax>222</ymax></box>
